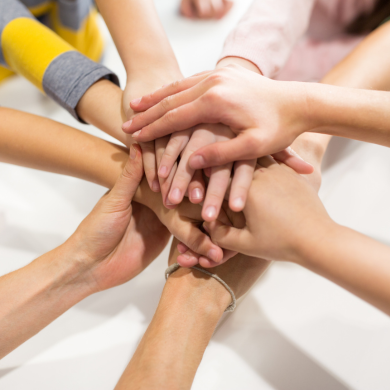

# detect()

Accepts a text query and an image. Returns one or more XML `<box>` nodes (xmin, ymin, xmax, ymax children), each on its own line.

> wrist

<box><xmin>217</xmin><ymin>56</ymin><xmax>262</xmax><ymax>74</ymax></box>
<box><xmin>291</xmin><ymin>217</ymin><xmax>339</xmax><ymax>267</ymax></box>
<box><xmin>163</xmin><ymin>267</ymin><xmax>231</xmax><ymax>317</ymax></box>
<box><xmin>37</xmin><ymin>243</ymin><xmax>93</xmax><ymax>300</ymax></box>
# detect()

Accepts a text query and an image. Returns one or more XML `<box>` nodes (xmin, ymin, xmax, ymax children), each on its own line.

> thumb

<box><xmin>108</xmin><ymin>144</ymin><xmax>144</xmax><ymax>210</ymax></box>
<box><xmin>204</xmin><ymin>220</ymin><xmax>250</xmax><ymax>253</ymax></box>
<box><xmin>189</xmin><ymin>132</ymin><xmax>262</xmax><ymax>169</ymax></box>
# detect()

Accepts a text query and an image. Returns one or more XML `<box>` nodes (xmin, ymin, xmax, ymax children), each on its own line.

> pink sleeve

<box><xmin>220</xmin><ymin>0</ymin><xmax>316</xmax><ymax>78</ymax></box>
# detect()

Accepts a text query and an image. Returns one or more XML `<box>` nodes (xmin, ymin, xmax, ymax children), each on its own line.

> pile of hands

<box><xmin>120</xmin><ymin>63</ymin><xmax>331</xmax><ymax>269</ymax></box>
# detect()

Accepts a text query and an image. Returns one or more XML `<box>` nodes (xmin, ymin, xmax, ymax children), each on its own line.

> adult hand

<box><xmin>123</xmin><ymin>64</ymin><xmax>314</xmax><ymax>172</ymax></box>
<box><xmin>203</xmin><ymin>156</ymin><xmax>332</xmax><ymax>262</ymax></box>
<box><xmin>123</xmin><ymin>68</ymin><xmax>186</xmax><ymax>194</ymax></box>
<box><xmin>67</xmin><ymin>144</ymin><xmax>170</xmax><ymax>292</ymax></box>
<box><xmin>180</xmin><ymin>0</ymin><xmax>233</xmax><ymax>19</ymax></box>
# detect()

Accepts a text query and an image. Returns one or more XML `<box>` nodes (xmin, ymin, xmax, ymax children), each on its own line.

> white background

<box><xmin>1</xmin><ymin>0</ymin><xmax>390</xmax><ymax>388</ymax></box>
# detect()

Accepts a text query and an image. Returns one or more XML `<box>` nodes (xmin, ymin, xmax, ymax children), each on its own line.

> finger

<box><xmin>108</xmin><ymin>144</ymin><xmax>144</xmax><ymax>209</ymax></box>
<box><xmin>140</xmin><ymin>141</ymin><xmax>160</xmax><ymax>192</ymax></box>
<box><xmin>189</xmin><ymin>134</ymin><xmax>261</xmax><ymax>170</ymax></box>
<box><xmin>219</xmin><ymin>0</ymin><xmax>233</xmax><ymax>18</ymax></box>
<box><xmin>128</xmin><ymin>73</ymin><xmax>211</xmax><ymax>112</ymax></box>
<box><xmin>167</xmin><ymin>128</ymin><xmax>215</xmax><ymax>205</ymax></box>
<box><xmin>177</xmin><ymin>249</ymin><xmax>201</xmax><ymax>268</ymax></box>
<box><xmin>210</xmin><ymin>0</ymin><xmax>224</xmax><ymax>18</ymax></box>
<box><xmin>167</xmin><ymin>154</ymin><xmax>197</xmax><ymax>205</ymax></box>
<box><xmin>272</xmin><ymin>147</ymin><xmax>314</xmax><ymax>174</ymax></box>
<box><xmin>229</xmin><ymin>159</ymin><xmax>257</xmax><ymax>212</ymax></box>
<box><xmin>155</xmin><ymin>135</ymin><xmax>170</xmax><ymax>168</ymax></box>
<box><xmin>202</xmin><ymin>162</ymin><xmax>232</xmax><ymax>222</ymax></box>
<box><xmin>257</xmin><ymin>155</ymin><xmax>279</xmax><ymax>168</ymax></box>
<box><xmin>195</xmin><ymin>0</ymin><xmax>212</xmax><ymax>18</ymax></box>
<box><xmin>158</xmin><ymin>129</ymin><xmax>192</xmax><ymax>179</ymax></box>
<box><xmin>188</xmin><ymin>169</ymin><xmax>205</xmax><ymax>204</ymax></box>
<box><xmin>124</xmin><ymin>100</ymin><xmax>208</xmax><ymax>142</ymax></box>
<box><xmin>180</xmin><ymin>0</ymin><xmax>195</xmax><ymax>18</ymax></box>
<box><xmin>179</xmin><ymin>223</ymin><xmax>224</xmax><ymax>262</ymax></box>
<box><xmin>204</xmin><ymin>220</ymin><xmax>251</xmax><ymax>253</ymax></box>
<box><xmin>177</xmin><ymin>242</ymin><xmax>189</xmax><ymax>254</ymax></box>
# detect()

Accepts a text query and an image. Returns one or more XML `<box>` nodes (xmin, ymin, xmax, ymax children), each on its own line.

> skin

<box><xmin>0</xmin><ymin>107</ymin><xmax>225</xmax><ymax>263</ymax></box>
<box><xmin>115</xmin><ymin>27</ymin><xmax>390</xmax><ymax>389</ymax></box>
<box><xmin>180</xmin><ymin>0</ymin><xmax>233</xmax><ymax>20</ymax></box>
<box><xmin>0</xmin><ymin>146</ymin><xmax>155</xmax><ymax>358</ymax></box>
<box><xmin>205</xmin><ymin>156</ymin><xmax>390</xmax><ymax>316</ymax></box>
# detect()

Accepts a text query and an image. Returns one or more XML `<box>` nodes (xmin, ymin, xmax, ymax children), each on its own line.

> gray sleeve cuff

<box><xmin>42</xmin><ymin>50</ymin><xmax>120</xmax><ymax>122</ymax></box>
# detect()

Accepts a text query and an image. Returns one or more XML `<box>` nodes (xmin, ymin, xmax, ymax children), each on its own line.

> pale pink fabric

<box><xmin>221</xmin><ymin>0</ymin><xmax>376</xmax><ymax>81</ymax></box>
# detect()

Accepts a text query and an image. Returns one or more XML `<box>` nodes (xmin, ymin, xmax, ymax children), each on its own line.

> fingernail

<box><xmin>177</xmin><ymin>245</ymin><xmax>188</xmax><ymax>254</ymax></box>
<box><xmin>152</xmin><ymin>180</ymin><xmax>160</xmax><ymax>192</ymax></box>
<box><xmin>131</xmin><ymin>97</ymin><xmax>142</xmax><ymax>106</ymax></box>
<box><xmin>191</xmin><ymin>188</ymin><xmax>203</xmax><ymax>200</ymax></box>
<box><xmin>170</xmin><ymin>188</ymin><xmax>181</xmax><ymax>203</ymax></box>
<box><xmin>159</xmin><ymin>165</ymin><xmax>168</xmax><ymax>178</ymax></box>
<box><xmin>232</xmin><ymin>197</ymin><xmax>244</xmax><ymax>210</ymax></box>
<box><xmin>130</xmin><ymin>145</ymin><xmax>137</xmax><ymax>160</ymax></box>
<box><xmin>191</xmin><ymin>155</ymin><xmax>206</xmax><ymax>168</ymax></box>
<box><xmin>207</xmin><ymin>248</ymin><xmax>219</xmax><ymax>262</ymax></box>
<box><xmin>204</xmin><ymin>206</ymin><xmax>217</xmax><ymax>220</ymax></box>
<box><xmin>166</xmin><ymin>199</ymin><xmax>175</xmax><ymax>206</ymax></box>
<box><xmin>122</xmin><ymin>119</ymin><xmax>132</xmax><ymax>130</ymax></box>
<box><xmin>287</xmin><ymin>147</ymin><xmax>304</xmax><ymax>160</ymax></box>
<box><xmin>132</xmin><ymin>130</ymin><xmax>141</xmax><ymax>138</ymax></box>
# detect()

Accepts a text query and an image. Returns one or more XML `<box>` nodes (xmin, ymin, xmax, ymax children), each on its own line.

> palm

<box><xmin>88</xmin><ymin>202</ymin><xmax>170</xmax><ymax>291</ymax></box>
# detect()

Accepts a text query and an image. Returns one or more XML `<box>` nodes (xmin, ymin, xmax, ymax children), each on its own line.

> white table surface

<box><xmin>1</xmin><ymin>1</ymin><xmax>390</xmax><ymax>389</ymax></box>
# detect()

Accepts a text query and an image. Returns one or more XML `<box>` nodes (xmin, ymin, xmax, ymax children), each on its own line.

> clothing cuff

<box><xmin>219</xmin><ymin>46</ymin><xmax>275</xmax><ymax>78</ymax></box>
<box><xmin>42</xmin><ymin>50</ymin><xmax>120</xmax><ymax>122</ymax></box>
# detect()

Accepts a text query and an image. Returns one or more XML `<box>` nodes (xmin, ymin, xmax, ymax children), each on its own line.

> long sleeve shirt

<box><xmin>0</xmin><ymin>0</ymin><xmax>119</xmax><ymax>121</ymax></box>
<box><xmin>220</xmin><ymin>0</ymin><xmax>377</xmax><ymax>80</ymax></box>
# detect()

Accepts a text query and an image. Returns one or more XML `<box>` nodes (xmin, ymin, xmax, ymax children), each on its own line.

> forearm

<box><xmin>120</xmin><ymin>242</ymin><xmax>270</xmax><ymax>390</ymax></box>
<box><xmin>306</xmin><ymin>84</ymin><xmax>390</xmax><ymax>147</ymax></box>
<box><xmin>297</xmin><ymin>222</ymin><xmax>390</xmax><ymax>315</ymax></box>
<box><xmin>76</xmin><ymin>79</ymin><xmax>133</xmax><ymax>146</ymax></box>
<box><xmin>0</xmin><ymin>107</ymin><xmax>129</xmax><ymax>189</ymax></box>
<box><xmin>0</xmin><ymin>244</ymin><xmax>91</xmax><ymax>358</ymax></box>
<box><xmin>95</xmin><ymin>0</ymin><xmax>179</xmax><ymax>76</ymax></box>
<box><xmin>116</xmin><ymin>268</ymin><xmax>229</xmax><ymax>390</ymax></box>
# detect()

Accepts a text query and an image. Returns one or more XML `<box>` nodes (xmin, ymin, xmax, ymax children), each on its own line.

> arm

<box><xmin>0</xmin><ymin>0</ymin><xmax>120</xmax><ymax>125</ymax></box>
<box><xmin>0</xmin><ymin>147</ymin><xmax>155</xmax><ymax>358</ymax></box>
<box><xmin>205</xmin><ymin>157</ymin><xmax>390</xmax><ymax>316</ymax></box>
<box><xmin>0</xmin><ymin>107</ymin><xmax>224</xmax><ymax>262</ymax></box>
<box><xmin>95</xmin><ymin>0</ymin><xmax>184</xmax><ymax>192</ymax></box>
<box><xmin>218</xmin><ymin>0</ymin><xmax>315</xmax><ymax>76</ymax></box>
<box><xmin>116</xmin><ymin>241</ymin><xmax>270</xmax><ymax>390</ymax></box>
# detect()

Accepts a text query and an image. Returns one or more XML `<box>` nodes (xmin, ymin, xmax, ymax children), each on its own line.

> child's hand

<box><xmin>123</xmin><ymin>70</ymin><xmax>184</xmax><ymax>194</ymax></box>
<box><xmin>159</xmin><ymin>123</ymin><xmax>256</xmax><ymax>217</ymax></box>
<box><xmin>123</xmin><ymin>65</ymin><xmax>314</xmax><ymax>173</ymax></box>
<box><xmin>203</xmin><ymin>156</ymin><xmax>333</xmax><ymax>263</ymax></box>
<box><xmin>137</xmin><ymin>176</ymin><xmax>233</xmax><ymax>264</ymax></box>
<box><xmin>180</xmin><ymin>0</ymin><xmax>233</xmax><ymax>19</ymax></box>
<box><xmin>156</xmin><ymin>122</ymin><xmax>316</xmax><ymax>215</ymax></box>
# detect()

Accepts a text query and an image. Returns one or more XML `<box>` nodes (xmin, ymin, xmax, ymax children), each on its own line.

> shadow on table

<box><xmin>214</xmin><ymin>292</ymin><xmax>350</xmax><ymax>390</ymax></box>
<box><xmin>322</xmin><ymin>136</ymin><xmax>363</xmax><ymax>172</ymax></box>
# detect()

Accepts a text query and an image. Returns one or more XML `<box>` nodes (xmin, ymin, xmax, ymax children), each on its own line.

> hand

<box><xmin>137</xmin><ymin>175</ymin><xmax>233</xmax><ymax>264</ymax></box>
<box><xmin>65</xmin><ymin>145</ymin><xmax>170</xmax><ymax>292</ymax></box>
<box><xmin>203</xmin><ymin>156</ymin><xmax>333</xmax><ymax>263</ymax></box>
<box><xmin>180</xmin><ymin>0</ymin><xmax>233</xmax><ymax>19</ymax></box>
<box><xmin>123</xmin><ymin>68</ymin><xmax>184</xmax><ymax>193</ymax></box>
<box><xmin>123</xmin><ymin>64</ymin><xmax>314</xmax><ymax>172</ymax></box>
<box><xmin>160</xmin><ymin>123</ymin><xmax>256</xmax><ymax>215</ymax></box>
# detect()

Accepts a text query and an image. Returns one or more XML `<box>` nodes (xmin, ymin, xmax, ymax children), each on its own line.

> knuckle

<box><xmin>160</xmin><ymin>95</ymin><xmax>173</xmax><ymax>111</ymax></box>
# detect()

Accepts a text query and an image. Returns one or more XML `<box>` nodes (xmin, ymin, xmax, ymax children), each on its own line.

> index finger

<box><xmin>129</xmin><ymin>72</ymin><xmax>212</xmax><ymax>112</ymax></box>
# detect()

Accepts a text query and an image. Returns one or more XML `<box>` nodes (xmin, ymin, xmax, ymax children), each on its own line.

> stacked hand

<box><xmin>180</xmin><ymin>0</ymin><xmax>233</xmax><ymax>19</ymax></box>
<box><xmin>122</xmin><ymin>64</ymin><xmax>314</xmax><ymax>217</ymax></box>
